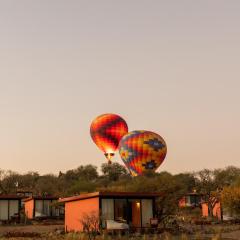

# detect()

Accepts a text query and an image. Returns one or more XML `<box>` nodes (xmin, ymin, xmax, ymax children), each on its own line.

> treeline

<box><xmin>0</xmin><ymin>164</ymin><xmax>240</xmax><ymax>218</ymax></box>
<box><xmin>0</xmin><ymin>163</ymin><xmax>129</xmax><ymax>196</ymax></box>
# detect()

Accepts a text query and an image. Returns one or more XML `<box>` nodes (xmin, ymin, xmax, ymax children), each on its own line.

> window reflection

<box><xmin>114</xmin><ymin>199</ymin><xmax>127</xmax><ymax>222</ymax></box>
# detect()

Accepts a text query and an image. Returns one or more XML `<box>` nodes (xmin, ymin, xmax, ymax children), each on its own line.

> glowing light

<box><xmin>104</xmin><ymin>152</ymin><xmax>115</xmax><ymax>164</ymax></box>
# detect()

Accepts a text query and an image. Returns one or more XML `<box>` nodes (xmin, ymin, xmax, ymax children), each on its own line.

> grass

<box><xmin>1</xmin><ymin>224</ymin><xmax>240</xmax><ymax>239</ymax></box>
<box><xmin>0</xmin><ymin>232</ymin><xmax>235</xmax><ymax>240</ymax></box>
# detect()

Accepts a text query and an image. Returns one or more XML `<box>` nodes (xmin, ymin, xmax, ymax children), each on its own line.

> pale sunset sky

<box><xmin>0</xmin><ymin>1</ymin><xmax>239</xmax><ymax>174</ymax></box>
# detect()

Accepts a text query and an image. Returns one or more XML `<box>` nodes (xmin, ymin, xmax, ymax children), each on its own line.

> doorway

<box><xmin>128</xmin><ymin>199</ymin><xmax>141</xmax><ymax>228</ymax></box>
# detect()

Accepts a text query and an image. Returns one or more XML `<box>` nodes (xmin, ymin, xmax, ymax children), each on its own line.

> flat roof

<box><xmin>0</xmin><ymin>194</ymin><xmax>22</xmax><ymax>200</ymax></box>
<box><xmin>23</xmin><ymin>196</ymin><xmax>59</xmax><ymax>202</ymax></box>
<box><xmin>59</xmin><ymin>191</ymin><xmax>162</xmax><ymax>203</ymax></box>
<box><xmin>185</xmin><ymin>192</ymin><xmax>203</xmax><ymax>196</ymax></box>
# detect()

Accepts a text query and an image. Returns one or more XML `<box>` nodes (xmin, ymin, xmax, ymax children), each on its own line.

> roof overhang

<box><xmin>59</xmin><ymin>191</ymin><xmax>163</xmax><ymax>203</ymax></box>
<box><xmin>23</xmin><ymin>196</ymin><xmax>59</xmax><ymax>202</ymax></box>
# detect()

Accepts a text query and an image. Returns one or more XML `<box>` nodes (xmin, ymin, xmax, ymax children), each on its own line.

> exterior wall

<box><xmin>25</xmin><ymin>199</ymin><xmax>34</xmax><ymax>219</ymax></box>
<box><xmin>202</xmin><ymin>202</ymin><xmax>222</xmax><ymax>220</ymax></box>
<box><xmin>202</xmin><ymin>203</ymin><xmax>209</xmax><ymax>217</ymax></box>
<box><xmin>213</xmin><ymin>202</ymin><xmax>221</xmax><ymax>220</ymax></box>
<box><xmin>65</xmin><ymin>197</ymin><xmax>99</xmax><ymax>232</ymax></box>
<box><xmin>179</xmin><ymin>197</ymin><xmax>186</xmax><ymax>207</ymax></box>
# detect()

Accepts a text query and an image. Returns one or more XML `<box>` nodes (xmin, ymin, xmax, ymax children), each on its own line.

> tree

<box><xmin>195</xmin><ymin>169</ymin><xmax>220</xmax><ymax>218</ymax></box>
<box><xmin>173</xmin><ymin>173</ymin><xmax>196</xmax><ymax>195</ymax></box>
<box><xmin>64</xmin><ymin>165</ymin><xmax>98</xmax><ymax>182</ymax></box>
<box><xmin>34</xmin><ymin>174</ymin><xmax>60</xmax><ymax>196</ymax></box>
<box><xmin>76</xmin><ymin>165</ymin><xmax>99</xmax><ymax>181</ymax></box>
<box><xmin>16</xmin><ymin>171</ymin><xmax>40</xmax><ymax>189</ymax></box>
<box><xmin>214</xmin><ymin>166</ymin><xmax>240</xmax><ymax>187</ymax></box>
<box><xmin>0</xmin><ymin>170</ymin><xmax>20</xmax><ymax>194</ymax></box>
<box><xmin>221</xmin><ymin>186</ymin><xmax>240</xmax><ymax>218</ymax></box>
<box><xmin>67</xmin><ymin>180</ymin><xmax>96</xmax><ymax>195</ymax></box>
<box><xmin>101</xmin><ymin>163</ymin><xmax>128</xmax><ymax>182</ymax></box>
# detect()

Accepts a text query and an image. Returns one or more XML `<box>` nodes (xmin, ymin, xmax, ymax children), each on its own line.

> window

<box><xmin>35</xmin><ymin>200</ymin><xmax>51</xmax><ymax>217</ymax></box>
<box><xmin>0</xmin><ymin>200</ymin><xmax>8</xmax><ymax>220</ymax></box>
<box><xmin>51</xmin><ymin>200</ymin><xmax>59</xmax><ymax>217</ymax></box>
<box><xmin>101</xmin><ymin>199</ymin><xmax>114</xmax><ymax>221</ymax></box>
<box><xmin>43</xmin><ymin>200</ymin><xmax>51</xmax><ymax>216</ymax></box>
<box><xmin>9</xmin><ymin>200</ymin><xmax>19</xmax><ymax>218</ymax></box>
<box><xmin>141</xmin><ymin>199</ymin><xmax>153</xmax><ymax>227</ymax></box>
<box><xmin>35</xmin><ymin>200</ymin><xmax>43</xmax><ymax>217</ymax></box>
<box><xmin>114</xmin><ymin>199</ymin><xmax>127</xmax><ymax>222</ymax></box>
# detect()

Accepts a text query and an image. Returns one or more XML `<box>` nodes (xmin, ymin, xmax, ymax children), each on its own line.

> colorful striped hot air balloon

<box><xmin>119</xmin><ymin>130</ymin><xmax>167</xmax><ymax>176</ymax></box>
<box><xmin>90</xmin><ymin>113</ymin><xmax>128</xmax><ymax>163</ymax></box>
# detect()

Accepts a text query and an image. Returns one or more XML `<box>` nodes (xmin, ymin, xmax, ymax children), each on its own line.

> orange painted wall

<box><xmin>202</xmin><ymin>202</ymin><xmax>222</xmax><ymax>220</ymax></box>
<box><xmin>202</xmin><ymin>203</ymin><xmax>209</xmax><ymax>217</ymax></box>
<box><xmin>213</xmin><ymin>202</ymin><xmax>221</xmax><ymax>220</ymax></box>
<box><xmin>65</xmin><ymin>197</ymin><xmax>99</xmax><ymax>232</ymax></box>
<box><xmin>132</xmin><ymin>202</ymin><xmax>141</xmax><ymax>227</ymax></box>
<box><xmin>179</xmin><ymin>197</ymin><xmax>186</xmax><ymax>207</ymax></box>
<box><xmin>25</xmin><ymin>199</ymin><xmax>34</xmax><ymax>219</ymax></box>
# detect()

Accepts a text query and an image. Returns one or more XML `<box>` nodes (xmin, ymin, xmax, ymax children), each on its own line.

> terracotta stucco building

<box><xmin>60</xmin><ymin>191</ymin><xmax>161</xmax><ymax>232</ymax></box>
<box><xmin>24</xmin><ymin>196</ymin><xmax>62</xmax><ymax>219</ymax></box>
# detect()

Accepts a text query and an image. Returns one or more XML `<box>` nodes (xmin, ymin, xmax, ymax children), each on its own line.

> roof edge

<box><xmin>23</xmin><ymin>196</ymin><xmax>59</xmax><ymax>202</ymax></box>
<box><xmin>59</xmin><ymin>191</ymin><xmax>163</xmax><ymax>203</ymax></box>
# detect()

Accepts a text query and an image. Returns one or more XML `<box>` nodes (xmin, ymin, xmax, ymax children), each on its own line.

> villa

<box><xmin>59</xmin><ymin>191</ymin><xmax>162</xmax><ymax>232</ymax></box>
<box><xmin>0</xmin><ymin>195</ymin><xmax>22</xmax><ymax>223</ymax></box>
<box><xmin>24</xmin><ymin>196</ymin><xmax>63</xmax><ymax>219</ymax></box>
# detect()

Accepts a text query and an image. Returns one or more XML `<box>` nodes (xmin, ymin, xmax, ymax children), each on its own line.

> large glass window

<box><xmin>186</xmin><ymin>195</ymin><xmax>201</xmax><ymax>206</ymax></box>
<box><xmin>35</xmin><ymin>200</ymin><xmax>43</xmax><ymax>217</ymax></box>
<box><xmin>101</xmin><ymin>197</ymin><xmax>155</xmax><ymax>228</ymax></box>
<box><xmin>9</xmin><ymin>200</ymin><xmax>19</xmax><ymax>218</ymax></box>
<box><xmin>43</xmin><ymin>200</ymin><xmax>51</xmax><ymax>216</ymax></box>
<box><xmin>141</xmin><ymin>199</ymin><xmax>153</xmax><ymax>227</ymax></box>
<box><xmin>114</xmin><ymin>199</ymin><xmax>127</xmax><ymax>222</ymax></box>
<box><xmin>0</xmin><ymin>200</ymin><xmax>8</xmax><ymax>220</ymax></box>
<box><xmin>35</xmin><ymin>200</ymin><xmax>51</xmax><ymax>217</ymax></box>
<box><xmin>51</xmin><ymin>200</ymin><xmax>59</xmax><ymax>217</ymax></box>
<box><xmin>101</xmin><ymin>199</ymin><xmax>114</xmax><ymax>221</ymax></box>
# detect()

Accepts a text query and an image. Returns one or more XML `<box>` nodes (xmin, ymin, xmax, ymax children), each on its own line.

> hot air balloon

<box><xmin>90</xmin><ymin>113</ymin><xmax>128</xmax><ymax>164</ymax></box>
<box><xmin>119</xmin><ymin>130</ymin><xmax>167</xmax><ymax>176</ymax></box>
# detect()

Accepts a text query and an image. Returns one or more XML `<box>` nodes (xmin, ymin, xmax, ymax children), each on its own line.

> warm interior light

<box><xmin>136</xmin><ymin>202</ymin><xmax>140</xmax><ymax>208</ymax></box>
<box><xmin>104</xmin><ymin>152</ymin><xmax>115</xmax><ymax>164</ymax></box>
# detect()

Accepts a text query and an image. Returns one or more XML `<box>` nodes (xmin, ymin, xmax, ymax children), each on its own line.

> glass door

<box><xmin>141</xmin><ymin>199</ymin><xmax>153</xmax><ymax>227</ymax></box>
<box><xmin>114</xmin><ymin>199</ymin><xmax>127</xmax><ymax>223</ymax></box>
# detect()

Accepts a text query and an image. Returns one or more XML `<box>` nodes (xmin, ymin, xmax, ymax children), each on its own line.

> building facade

<box><xmin>60</xmin><ymin>191</ymin><xmax>161</xmax><ymax>232</ymax></box>
<box><xmin>0</xmin><ymin>195</ymin><xmax>22</xmax><ymax>222</ymax></box>
<box><xmin>24</xmin><ymin>196</ymin><xmax>63</xmax><ymax>219</ymax></box>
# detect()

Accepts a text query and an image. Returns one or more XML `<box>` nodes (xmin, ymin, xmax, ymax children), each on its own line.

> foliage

<box><xmin>0</xmin><ymin>164</ymin><xmax>240</xmax><ymax>222</ymax></box>
<box><xmin>221</xmin><ymin>186</ymin><xmax>240</xmax><ymax>217</ymax></box>
<box><xmin>80</xmin><ymin>211</ymin><xmax>99</xmax><ymax>240</ymax></box>
<box><xmin>101</xmin><ymin>162</ymin><xmax>128</xmax><ymax>181</ymax></box>
<box><xmin>214</xmin><ymin>166</ymin><xmax>240</xmax><ymax>187</ymax></box>
<box><xmin>64</xmin><ymin>165</ymin><xmax>98</xmax><ymax>182</ymax></box>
